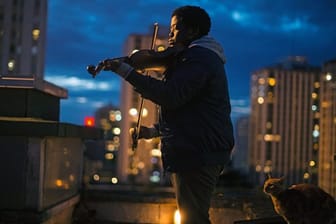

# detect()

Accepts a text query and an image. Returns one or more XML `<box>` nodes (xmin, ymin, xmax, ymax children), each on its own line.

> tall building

<box><xmin>249</xmin><ymin>56</ymin><xmax>321</xmax><ymax>185</ymax></box>
<box><xmin>319</xmin><ymin>59</ymin><xmax>336</xmax><ymax>197</ymax></box>
<box><xmin>0</xmin><ymin>0</ymin><xmax>47</xmax><ymax>78</ymax></box>
<box><xmin>118</xmin><ymin>25</ymin><xmax>169</xmax><ymax>184</ymax></box>
<box><xmin>232</xmin><ymin>115</ymin><xmax>249</xmax><ymax>174</ymax></box>
<box><xmin>83</xmin><ymin>104</ymin><xmax>122</xmax><ymax>185</ymax></box>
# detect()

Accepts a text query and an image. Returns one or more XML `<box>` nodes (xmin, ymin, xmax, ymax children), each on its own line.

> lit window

<box><xmin>55</xmin><ymin>179</ymin><xmax>63</xmax><ymax>187</ymax></box>
<box><xmin>32</xmin><ymin>28</ymin><xmax>40</xmax><ymax>40</ymax></box>
<box><xmin>309</xmin><ymin>160</ymin><xmax>315</xmax><ymax>167</ymax></box>
<box><xmin>137</xmin><ymin>162</ymin><xmax>145</xmax><ymax>169</ymax></box>
<box><xmin>314</xmin><ymin>82</ymin><xmax>320</xmax><ymax>88</ymax></box>
<box><xmin>268</xmin><ymin>78</ymin><xmax>276</xmax><ymax>86</ymax></box>
<box><xmin>255</xmin><ymin>165</ymin><xmax>262</xmax><ymax>172</ymax></box>
<box><xmin>325</xmin><ymin>73</ymin><xmax>332</xmax><ymax>81</ymax></box>
<box><xmin>111</xmin><ymin>177</ymin><xmax>118</xmax><ymax>184</ymax></box>
<box><xmin>303</xmin><ymin>172</ymin><xmax>310</xmax><ymax>179</ymax></box>
<box><xmin>263</xmin><ymin>166</ymin><xmax>271</xmax><ymax>173</ymax></box>
<box><xmin>129</xmin><ymin>108</ymin><xmax>138</xmax><ymax>116</ymax></box>
<box><xmin>8</xmin><ymin>59</ymin><xmax>15</xmax><ymax>71</ymax></box>
<box><xmin>266</xmin><ymin>122</ymin><xmax>272</xmax><ymax>129</ymax></box>
<box><xmin>115</xmin><ymin>110</ymin><xmax>122</xmax><ymax>121</ymax></box>
<box><xmin>105</xmin><ymin>153</ymin><xmax>114</xmax><ymax>160</ymax></box>
<box><xmin>113</xmin><ymin>127</ymin><xmax>121</xmax><ymax>135</ymax></box>
<box><xmin>257</xmin><ymin>97</ymin><xmax>264</xmax><ymax>104</ymax></box>
<box><xmin>312</xmin><ymin>130</ymin><xmax>319</xmax><ymax>138</ymax></box>
<box><xmin>258</xmin><ymin>78</ymin><xmax>265</xmax><ymax>85</ymax></box>
<box><xmin>93</xmin><ymin>174</ymin><xmax>100</xmax><ymax>181</ymax></box>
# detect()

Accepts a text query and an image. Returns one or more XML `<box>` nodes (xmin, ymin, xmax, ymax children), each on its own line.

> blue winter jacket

<box><xmin>125</xmin><ymin>35</ymin><xmax>234</xmax><ymax>171</ymax></box>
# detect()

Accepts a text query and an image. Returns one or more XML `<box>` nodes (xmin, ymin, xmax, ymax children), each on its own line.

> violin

<box><xmin>86</xmin><ymin>23</ymin><xmax>183</xmax><ymax>151</ymax></box>
<box><xmin>86</xmin><ymin>46</ymin><xmax>182</xmax><ymax>78</ymax></box>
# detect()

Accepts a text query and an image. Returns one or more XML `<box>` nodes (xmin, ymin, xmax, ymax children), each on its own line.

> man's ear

<box><xmin>187</xmin><ymin>27</ymin><xmax>200</xmax><ymax>40</ymax></box>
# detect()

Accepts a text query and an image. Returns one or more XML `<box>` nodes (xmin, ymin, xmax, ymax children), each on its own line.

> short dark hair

<box><xmin>171</xmin><ymin>5</ymin><xmax>211</xmax><ymax>37</ymax></box>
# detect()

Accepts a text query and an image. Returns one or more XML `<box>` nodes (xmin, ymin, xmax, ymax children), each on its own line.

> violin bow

<box><xmin>132</xmin><ymin>23</ymin><xmax>159</xmax><ymax>151</ymax></box>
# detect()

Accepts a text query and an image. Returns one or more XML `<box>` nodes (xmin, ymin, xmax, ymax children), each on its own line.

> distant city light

<box><xmin>32</xmin><ymin>28</ymin><xmax>40</xmax><ymax>40</ymax></box>
<box><xmin>105</xmin><ymin>153</ymin><xmax>114</xmax><ymax>160</ymax></box>
<box><xmin>129</xmin><ymin>108</ymin><xmax>138</xmax><ymax>116</ymax></box>
<box><xmin>312</xmin><ymin>130</ymin><xmax>319</xmax><ymax>138</ymax></box>
<box><xmin>111</xmin><ymin>177</ymin><xmax>118</xmax><ymax>184</ymax></box>
<box><xmin>325</xmin><ymin>73</ymin><xmax>332</xmax><ymax>81</ymax></box>
<box><xmin>84</xmin><ymin>116</ymin><xmax>95</xmax><ymax>127</ymax></box>
<box><xmin>303</xmin><ymin>172</ymin><xmax>310</xmax><ymax>179</ymax></box>
<box><xmin>93</xmin><ymin>174</ymin><xmax>100</xmax><ymax>182</ymax></box>
<box><xmin>309</xmin><ymin>160</ymin><xmax>316</xmax><ymax>167</ymax></box>
<box><xmin>55</xmin><ymin>179</ymin><xmax>63</xmax><ymax>187</ymax></box>
<box><xmin>268</xmin><ymin>78</ymin><xmax>276</xmax><ymax>86</ymax></box>
<box><xmin>257</xmin><ymin>97</ymin><xmax>264</xmax><ymax>104</ymax></box>
<box><xmin>258</xmin><ymin>78</ymin><xmax>266</xmax><ymax>85</ymax></box>
<box><xmin>113</xmin><ymin>127</ymin><xmax>121</xmax><ymax>135</ymax></box>
<box><xmin>8</xmin><ymin>59</ymin><xmax>15</xmax><ymax>71</ymax></box>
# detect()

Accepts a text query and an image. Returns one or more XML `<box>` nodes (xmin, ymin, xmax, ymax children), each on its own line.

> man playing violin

<box><xmin>101</xmin><ymin>5</ymin><xmax>234</xmax><ymax>224</ymax></box>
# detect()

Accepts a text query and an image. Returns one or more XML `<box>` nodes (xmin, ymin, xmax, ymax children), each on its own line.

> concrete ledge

<box><xmin>0</xmin><ymin>195</ymin><xmax>79</xmax><ymax>224</ymax></box>
<box><xmin>233</xmin><ymin>216</ymin><xmax>286</xmax><ymax>224</ymax></box>
<box><xmin>81</xmin><ymin>186</ymin><xmax>246</xmax><ymax>224</ymax></box>
<box><xmin>0</xmin><ymin>118</ymin><xmax>103</xmax><ymax>139</ymax></box>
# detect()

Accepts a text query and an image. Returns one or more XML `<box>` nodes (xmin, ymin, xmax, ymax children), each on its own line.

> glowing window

<box><xmin>111</xmin><ymin>177</ymin><xmax>118</xmax><ymax>184</ymax></box>
<box><xmin>113</xmin><ymin>127</ymin><xmax>121</xmax><ymax>135</ymax></box>
<box><xmin>268</xmin><ymin>78</ymin><xmax>276</xmax><ymax>86</ymax></box>
<box><xmin>105</xmin><ymin>153</ymin><xmax>114</xmax><ymax>160</ymax></box>
<box><xmin>8</xmin><ymin>59</ymin><xmax>15</xmax><ymax>71</ymax></box>
<box><xmin>32</xmin><ymin>29</ymin><xmax>40</xmax><ymax>40</ymax></box>
<box><xmin>257</xmin><ymin>97</ymin><xmax>264</xmax><ymax>104</ymax></box>
<box><xmin>325</xmin><ymin>73</ymin><xmax>332</xmax><ymax>81</ymax></box>
<box><xmin>129</xmin><ymin>108</ymin><xmax>138</xmax><ymax>116</ymax></box>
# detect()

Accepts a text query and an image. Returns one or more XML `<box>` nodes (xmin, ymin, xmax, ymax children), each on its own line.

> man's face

<box><xmin>168</xmin><ymin>15</ymin><xmax>193</xmax><ymax>47</ymax></box>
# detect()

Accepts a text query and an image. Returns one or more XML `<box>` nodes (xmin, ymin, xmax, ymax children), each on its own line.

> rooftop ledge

<box><xmin>0</xmin><ymin>116</ymin><xmax>103</xmax><ymax>139</ymax></box>
<box><xmin>0</xmin><ymin>75</ymin><xmax>68</xmax><ymax>99</ymax></box>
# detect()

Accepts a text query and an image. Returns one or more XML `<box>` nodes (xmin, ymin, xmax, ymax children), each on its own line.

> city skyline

<box><xmin>44</xmin><ymin>0</ymin><xmax>336</xmax><ymax>125</ymax></box>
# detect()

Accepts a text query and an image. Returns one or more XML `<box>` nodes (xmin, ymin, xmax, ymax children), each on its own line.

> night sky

<box><xmin>44</xmin><ymin>0</ymin><xmax>336</xmax><ymax>125</ymax></box>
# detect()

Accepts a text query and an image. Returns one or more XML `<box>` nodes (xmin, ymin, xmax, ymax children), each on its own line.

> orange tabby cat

<box><xmin>263</xmin><ymin>176</ymin><xmax>336</xmax><ymax>224</ymax></box>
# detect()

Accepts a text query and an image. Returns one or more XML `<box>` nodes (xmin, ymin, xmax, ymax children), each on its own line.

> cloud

<box><xmin>45</xmin><ymin>75</ymin><xmax>120</xmax><ymax>92</ymax></box>
<box><xmin>231</xmin><ymin>98</ymin><xmax>250</xmax><ymax>115</ymax></box>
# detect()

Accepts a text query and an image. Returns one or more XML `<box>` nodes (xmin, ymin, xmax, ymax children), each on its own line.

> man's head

<box><xmin>168</xmin><ymin>5</ymin><xmax>211</xmax><ymax>47</ymax></box>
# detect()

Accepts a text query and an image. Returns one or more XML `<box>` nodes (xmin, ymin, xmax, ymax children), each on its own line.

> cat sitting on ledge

<box><xmin>263</xmin><ymin>175</ymin><xmax>336</xmax><ymax>224</ymax></box>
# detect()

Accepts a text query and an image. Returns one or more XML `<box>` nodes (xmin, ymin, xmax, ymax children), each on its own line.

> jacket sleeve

<box><xmin>125</xmin><ymin>49</ymin><xmax>211</xmax><ymax>109</ymax></box>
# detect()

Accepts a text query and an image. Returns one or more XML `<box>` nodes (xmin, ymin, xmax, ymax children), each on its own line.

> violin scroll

<box><xmin>86</xmin><ymin>64</ymin><xmax>102</xmax><ymax>78</ymax></box>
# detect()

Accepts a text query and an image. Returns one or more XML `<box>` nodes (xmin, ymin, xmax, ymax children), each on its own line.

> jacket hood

<box><xmin>189</xmin><ymin>35</ymin><xmax>226</xmax><ymax>63</ymax></box>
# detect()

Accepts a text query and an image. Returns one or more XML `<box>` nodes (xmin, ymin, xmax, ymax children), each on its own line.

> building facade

<box><xmin>232</xmin><ymin>115</ymin><xmax>249</xmax><ymax>174</ymax></box>
<box><xmin>0</xmin><ymin>0</ymin><xmax>47</xmax><ymax>78</ymax></box>
<box><xmin>118</xmin><ymin>25</ymin><xmax>169</xmax><ymax>185</ymax></box>
<box><xmin>319</xmin><ymin>59</ymin><xmax>336</xmax><ymax>197</ymax></box>
<box><xmin>249</xmin><ymin>57</ymin><xmax>321</xmax><ymax>186</ymax></box>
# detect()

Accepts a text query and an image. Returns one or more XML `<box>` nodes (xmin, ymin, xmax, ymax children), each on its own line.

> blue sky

<box><xmin>44</xmin><ymin>0</ymin><xmax>336</xmax><ymax>125</ymax></box>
